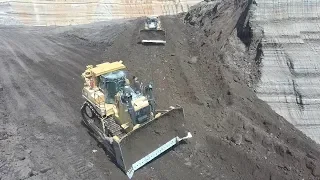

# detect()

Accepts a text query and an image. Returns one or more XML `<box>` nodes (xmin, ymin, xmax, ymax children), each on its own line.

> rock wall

<box><xmin>0</xmin><ymin>0</ymin><xmax>200</xmax><ymax>26</ymax></box>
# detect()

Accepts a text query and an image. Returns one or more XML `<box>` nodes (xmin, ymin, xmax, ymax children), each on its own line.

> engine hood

<box><xmin>148</xmin><ymin>22</ymin><xmax>156</xmax><ymax>28</ymax></box>
<box><xmin>132</xmin><ymin>96</ymin><xmax>149</xmax><ymax>111</ymax></box>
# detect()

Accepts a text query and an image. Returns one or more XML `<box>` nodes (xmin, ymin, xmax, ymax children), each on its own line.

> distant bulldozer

<box><xmin>139</xmin><ymin>16</ymin><xmax>166</xmax><ymax>44</ymax></box>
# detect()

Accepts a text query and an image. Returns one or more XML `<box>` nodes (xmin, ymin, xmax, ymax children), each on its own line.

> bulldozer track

<box><xmin>81</xmin><ymin>101</ymin><xmax>101</xmax><ymax>119</ymax></box>
<box><xmin>104</xmin><ymin>117</ymin><xmax>125</xmax><ymax>137</ymax></box>
<box><xmin>82</xmin><ymin>101</ymin><xmax>125</xmax><ymax>138</ymax></box>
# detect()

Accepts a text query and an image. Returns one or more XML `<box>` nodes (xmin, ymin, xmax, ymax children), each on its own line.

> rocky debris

<box><xmin>231</xmin><ymin>133</ymin><xmax>242</xmax><ymax>145</ymax></box>
<box><xmin>306</xmin><ymin>158</ymin><xmax>320</xmax><ymax>177</ymax></box>
<box><xmin>188</xmin><ymin>56</ymin><xmax>198</xmax><ymax>64</ymax></box>
<box><xmin>34</xmin><ymin>133</ymin><xmax>45</xmax><ymax>140</ymax></box>
<box><xmin>184</xmin><ymin>0</ymin><xmax>222</xmax><ymax>28</ymax></box>
<box><xmin>261</xmin><ymin>137</ymin><xmax>273</xmax><ymax>151</ymax></box>
<box><xmin>16</xmin><ymin>166</ymin><xmax>33</xmax><ymax>180</ymax></box>
<box><xmin>13</xmin><ymin>145</ymin><xmax>28</xmax><ymax>161</ymax></box>
<box><xmin>244</xmin><ymin>133</ymin><xmax>252</xmax><ymax>143</ymax></box>
<box><xmin>0</xmin><ymin>157</ymin><xmax>7</xmax><ymax>168</ymax></box>
<box><xmin>16</xmin><ymin>154</ymin><xmax>26</xmax><ymax>161</ymax></box>
<box><xmin>39</xmin><ymin>167</ymin><xmax>52</xmax><ymax>174</ymax></box>
<box><xmin>184</xmin><ymin>161</ymin><xmax>192</xmax><ymax>167</ymax></box>
<box><xmin>0</xmin><ymin>131</ymin><xmax>8</xmax><ymax>140</ymax></box>
<box><xmin>274</xmin><ymin>143</ymin><xmax>285</xmax><ymax>157</ymax></box>
<box><xmin>307</xmin><ymin>152</ymin><xmax>318</xmax><ymax>160</ymax></box>
<box><xmin>26</xmin><ymin>149</ymin><xmax>32</xmax><ymax>154</ymax></box>
<box><xmin>313</xmin><ymin>166</ymin><xmax>320</xmax><ymax>177</ymax></box>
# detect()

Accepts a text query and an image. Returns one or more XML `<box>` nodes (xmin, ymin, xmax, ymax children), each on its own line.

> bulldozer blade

<box><xmin>116</xmin><ymin>107</ymin><xmax>191</xmax><ymax>179</ymax></box>
<box><xmin>139</xmin><ymin>29</ymin><xmax>166</xmax><ymax>44</ymax></box>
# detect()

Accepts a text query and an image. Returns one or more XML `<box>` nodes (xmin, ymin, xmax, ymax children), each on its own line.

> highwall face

<box><xmin>251</xmin><ymin>0</ymin><xmax>320</xmax><ymax>143</ymax></box>
<box><xmin>0</xmin><ymin>0</ymin><xmax>200</xmax><ymax>26</ymax></box>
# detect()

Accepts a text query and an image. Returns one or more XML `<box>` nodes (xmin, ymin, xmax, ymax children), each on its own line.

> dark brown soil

<box><xmin>0</xmin><ymin>0</ymin><xmax>319</xmax><ymax>180</ymax></box>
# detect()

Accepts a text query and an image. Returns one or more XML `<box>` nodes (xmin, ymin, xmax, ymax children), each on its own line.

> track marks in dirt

<box><xmin>64</xmin><ymin>150</ymin><xmax>100</xmax><ymax>180</ymax></box>
<box><xmin>0</xmin><ymin>26</ymin><xmax>115</xmax><ymax>180</ymax></box>
<box><xmin>102</xmin><ymin>17</ymin><xmax>208</xmax><ymax>108</ymax></box>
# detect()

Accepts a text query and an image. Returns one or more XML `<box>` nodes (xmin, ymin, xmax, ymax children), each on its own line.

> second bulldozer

<box><xmin>139</xmin><ymin>16</ymin><xmax>166</xmax><ymax>44</ymax></box>
<box><xmin>80</xmin><ymin>60</ymin><xmax>191</xmax><ymax>179</ymax></box>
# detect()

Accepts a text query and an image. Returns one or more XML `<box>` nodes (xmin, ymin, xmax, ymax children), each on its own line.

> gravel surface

<box><xmin>0</xmin><ymin>0</ymin><xmax>319</xmax><ymax>180</ymax></box>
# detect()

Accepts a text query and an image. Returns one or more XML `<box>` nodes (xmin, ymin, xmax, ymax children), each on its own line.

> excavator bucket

<box><xmin>112</xmin><ymin>107</ymin><xmax>191</xmax><ymax>179</ymax></box>
<box><xmin>139</xmin><ymin>29</ymin><xmax>166</xmax><ymax>44</ymax></box>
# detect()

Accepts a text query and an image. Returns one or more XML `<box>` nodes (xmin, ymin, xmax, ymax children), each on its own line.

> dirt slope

<box><xmin>0</xmin><ymin>0</ymin><xmax>320</xmax><ymax>180</ymax></box>
<box><xmin>0</xmin><ymin>26</ymin><xmax>118</xmax><ymax>180</ymax></box>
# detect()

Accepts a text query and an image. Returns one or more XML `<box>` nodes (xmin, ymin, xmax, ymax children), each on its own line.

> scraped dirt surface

<box><xmin>1</xmin><ymin>0</ymin><xmax>320</xmax><ymax>180</ymax></box>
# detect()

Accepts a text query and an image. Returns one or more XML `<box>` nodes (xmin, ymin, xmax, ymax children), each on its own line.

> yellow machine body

<box><xmin>80</xmin><ymin>60</ymin><xmax>191</xmax><ymax>179</ymax></box>
<box><xmin>81</xmin><ymin>60</ymin><xmax>152</xmax><ymax>132</ymax></box>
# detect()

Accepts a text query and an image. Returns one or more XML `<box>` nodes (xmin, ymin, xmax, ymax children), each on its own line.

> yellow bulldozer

<box><xmin>80</xmin><ymin>60</ymin><xmax>192</xmax><ymax>178</ymax></box>
<box><xmin>139</xmin><ymin>16</ymin><xmax>166</xmax><ymax>44</ymax></box>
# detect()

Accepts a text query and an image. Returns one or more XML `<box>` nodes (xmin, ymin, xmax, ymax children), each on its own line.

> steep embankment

<box><xmin>67</xmin><ymin>0</ymin><xmax>320</xmax><ymax>179</ymax></box>
<box><xmin>252</xmin><ymin>0</ymin><xmax>320</xmax><ymax>144</ymax></box>
<box><xmin>183</xmin><ymin>0</ymin><xmax>320</xmax><ymax>179</ymax></box>
<box><xmin>0</xmin><ymin>0</ymin><xmax>319</xmax><ymax>180</ymax></box>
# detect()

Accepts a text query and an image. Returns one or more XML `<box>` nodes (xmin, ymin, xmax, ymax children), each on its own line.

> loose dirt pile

<box><xmin>0</xmin><ymin>0</ymin><xmax>319</xmax><ymax>180</ymax></box>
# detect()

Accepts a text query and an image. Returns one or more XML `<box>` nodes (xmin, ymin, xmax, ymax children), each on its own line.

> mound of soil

<box><xmin>0</xmin><ymin>0</ymin><xmax>319</xmax><ymax>179</ymax></box>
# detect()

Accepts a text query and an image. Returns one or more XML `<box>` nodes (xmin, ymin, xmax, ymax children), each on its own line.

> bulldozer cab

<box><xmin>146</xmin><ymin>17</ymin><xmax>158</xmax><ymax>29</ymax></box>
<box><xmin>97</xmin><ymin>70</ymin><xmax>152</xmax><ymax>128</ymax></box>
<box><xmin>147</xmin><ymin>18</ymin><xmax>157</xmax><ymax>23</ymax></box>
<box><xmin>98</xmin><ymin>70</ymin><xmax>127</xmax><ymax>104</ymax></box>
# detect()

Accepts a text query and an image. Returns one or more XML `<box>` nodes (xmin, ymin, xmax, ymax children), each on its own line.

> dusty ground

<box><xmin>0</xmin><ymin>0</ymin><xmax>320</xmax><ymax>180</ymax></box>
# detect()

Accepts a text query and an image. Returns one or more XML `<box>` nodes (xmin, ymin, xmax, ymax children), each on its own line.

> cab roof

<box><xmin>147</xmin><ymin>15</ymin><xmax>159</xmax><ymax>19</ymax></box>
<box><xmin>90</xmin><ymin>61</ymin><xmax>126</xmax><ymax>77</ymax></box>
